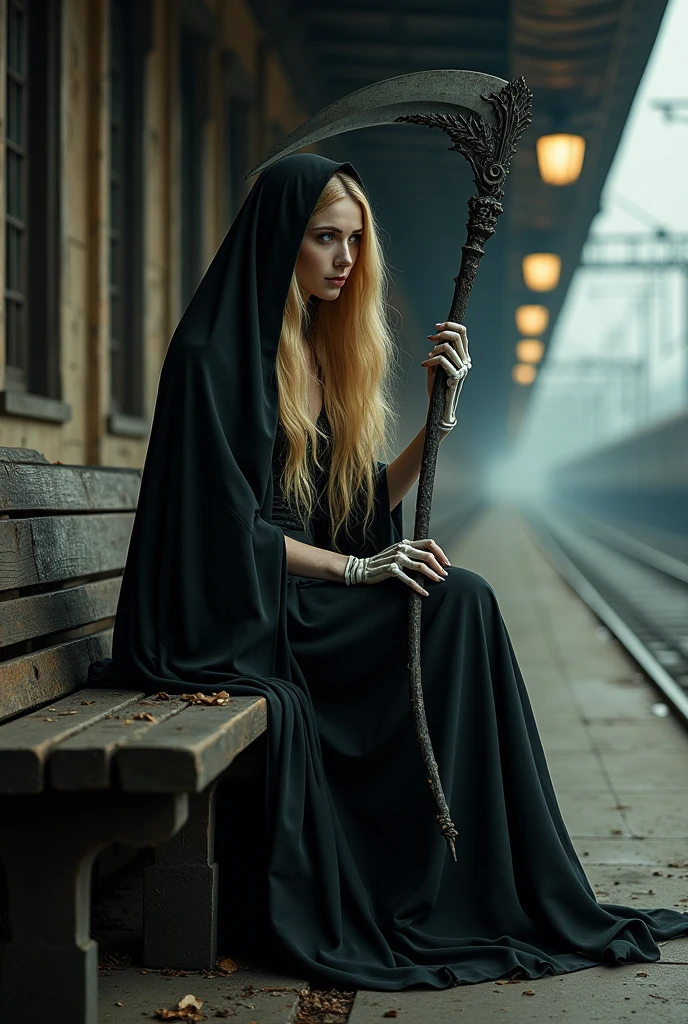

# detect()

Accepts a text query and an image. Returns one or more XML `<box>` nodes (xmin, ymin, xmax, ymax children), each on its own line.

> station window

<box><xmin>179</xmin><ymin>16</ymin><xmax>213</xmax><ymax>311</ymax></box>
<box><xmin>222</xmin><ymin>52</ymin><xmax>256</xmax><ymax>229</ymax></box>
<box><xmin>3</xmin><ymin>0</ymin><xmax>62</xmax><ymax>405</ymax></box>
<box><xmin>108</xmin><ymin>0</ymin><xmax>152</xmax><ymax>428</ymax></box>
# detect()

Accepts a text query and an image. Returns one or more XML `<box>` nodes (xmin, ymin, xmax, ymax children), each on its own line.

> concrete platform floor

<box><xmin>350</xmin><ymin>505</ymin><xmax>688</xmax><ymax>1024</ymax></box>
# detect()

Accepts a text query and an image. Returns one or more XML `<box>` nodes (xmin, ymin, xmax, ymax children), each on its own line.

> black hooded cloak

<box><xmin>88</xmin><ymin>152</ymin><xmax>688</xmax><ymax>989</ymax></box>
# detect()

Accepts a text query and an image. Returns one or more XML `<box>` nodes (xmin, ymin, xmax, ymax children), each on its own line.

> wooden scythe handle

<box><xmin>396</xmin><ymin>77</ymin><xmax>533</xmax><ymax>859</ymax></box>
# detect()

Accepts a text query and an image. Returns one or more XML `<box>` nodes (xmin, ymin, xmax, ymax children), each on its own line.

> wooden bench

<box><xmin>0</xmin><ymin>446</ymin><xmax>268</xmax><ymax>1024</ymax></box>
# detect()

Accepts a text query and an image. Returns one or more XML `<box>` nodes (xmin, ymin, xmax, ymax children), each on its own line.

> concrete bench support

<box><xmin>0</xmin><ymin>792</ymin><xmax>188</xmax><ymax>1024</ymax></box>
<box><xmin>144</xmin><ymin>780</ymin><xmax>219</xmax><ymax>969</ymax></box>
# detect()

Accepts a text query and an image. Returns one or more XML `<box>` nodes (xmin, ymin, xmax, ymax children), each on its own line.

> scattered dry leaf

<box><xmin>668</xmin><ymin>861</ymin><xmax>688</xmax><ymax>868</ymax></box>
<box><xmin>81</xmin><ymin>700</ymin><xmax>96</xmax><ymax>705</ymax></box>
<box><xmin>132</xmin><ymin>712</ymin><xmax>155</xmax><ymax>722</ymax></box>
<box><xmin>522</xmin><ymin>989</ymin><xmax>535</xmax><ymax>996</ymax></box>
<box><xmin>155</xmin><ymin>692</ymin><xmax>172</xmax><ymax>701</ymax></box>
<box><xmin>383</xmin><ymin>1012</ymin><xmax>398</xmax><ymax>1019</ymax></box>
<box><xmin>59</xmin><ymin>711</ymin><xmax>78</xmax><ymax>716</ymax></box>
<box><xmin>294</xmin><ymin>988</ymin><xmax>355</xmax><ymax>1024</ymax></box>
<box><xmin>219</xmin><ymin>958</ymin><xmax>238</xmax><ymax>973</ymax></box>
<box><xmin>635</xmin><ymin>971</ymin><xmax>648</xmax><ymax>977</ymax></box>
<box><xmin>115</xmin><ymin>1001</ymin><xmax>123</xmax><ymax>1007</ymax></box>
<box><xmin>154</xmin><ymin>993</ymin><xmax>206</xmax><ymax>1021</ymax></box>
<box><xmin>44</xmin><ymin>718</ymin><xmax>53</xmax><ymax>722</ymax></box>
<box><xmin>181</xmin><ymin>691</ymin><xmax>232</xmax><ymax>706</ymax></box>
<box><xmin>610</xmin><ymin>828</ymin><xmax>623</xmax><ymax>835</ymax></box>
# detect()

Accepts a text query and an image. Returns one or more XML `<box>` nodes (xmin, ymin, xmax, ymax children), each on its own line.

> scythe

<box><xmin>247</xmin><ymin>69</ymin><xmax>533</xmax><ymax>860</ymax></box>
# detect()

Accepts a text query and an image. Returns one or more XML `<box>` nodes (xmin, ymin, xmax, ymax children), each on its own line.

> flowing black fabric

<box><xmin>87</xmin><ymin>152</ymin><xmax>688</xmax><ymax>989</ymax></box>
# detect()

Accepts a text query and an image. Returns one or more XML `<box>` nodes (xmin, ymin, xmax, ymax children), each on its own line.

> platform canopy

<box><xmin>247</xmin><ymin>0</ymin><xmax>668</xmax><ymax>462</ymax></box>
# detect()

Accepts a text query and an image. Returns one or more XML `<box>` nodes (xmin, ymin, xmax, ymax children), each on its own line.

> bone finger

<box><xmin>396</xmin><ymin>569</ymin><xmax>429</xmax><ymax>596</ymax></box>
<box><xmin>403</xmin><ymin>547</ymin><xmax>447</xmax><ymax>574</ymax></box>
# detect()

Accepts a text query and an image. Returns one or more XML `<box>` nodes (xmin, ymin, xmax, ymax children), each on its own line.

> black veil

<box><xmin>89</xmin><ymin>153</ymin><xmax>400</xmax><ymax>694</ymax></box>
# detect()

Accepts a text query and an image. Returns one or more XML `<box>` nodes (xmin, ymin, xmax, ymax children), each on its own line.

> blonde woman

<box><xmin>88</xmin><ymin>153</ymin><xmax>688</xmax><ymax>991</ymax></box>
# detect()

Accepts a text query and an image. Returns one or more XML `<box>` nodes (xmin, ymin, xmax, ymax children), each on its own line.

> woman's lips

<box><xmin>327</xmin><ymin>276</ymin><xmax>346</xmax><ymax>286</ymax></box>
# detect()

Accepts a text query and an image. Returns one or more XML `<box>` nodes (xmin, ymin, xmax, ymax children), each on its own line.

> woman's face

<box><xmin>295</xmin><ymin>195</ymin><xmax>363</xmax><ymax>301</ymax></box>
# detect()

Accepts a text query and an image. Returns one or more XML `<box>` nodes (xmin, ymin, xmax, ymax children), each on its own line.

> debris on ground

<box><xmin>294</xmin><ymin>988</ymin><xmax>355</xmax><ymax>1024</ymax></box>
<box><xmin>154</xmin><ymin>994</ymin><xmax>205</xmax><ymax>1020</ymax></box>
<box><xmin>218</xmin><ymin>958</ymin><xmax>238</xmax><ymax>974</ymax></box>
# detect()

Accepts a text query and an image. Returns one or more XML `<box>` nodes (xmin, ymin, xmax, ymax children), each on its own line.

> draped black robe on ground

<box><xmin>87</xmin><ymin>153</ymin><xmax>688</xmax><ymax>990</ymax></box>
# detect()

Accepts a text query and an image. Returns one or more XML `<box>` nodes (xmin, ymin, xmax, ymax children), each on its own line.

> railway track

<box><xmin>525</xmin><ymin>506</ymin><xmax>688</xmax><ymax>724</ymax></box>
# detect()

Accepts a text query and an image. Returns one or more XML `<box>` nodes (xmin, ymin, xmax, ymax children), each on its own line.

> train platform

<box><xmin>95</xmin><ymin>505</ymin><xmax>688</xmax><ymax>1023</ymax></box>
<box><xmin>349</xmin><ymin>505</ymin><xmax>688</xmax><ymax>1024</ymax></box>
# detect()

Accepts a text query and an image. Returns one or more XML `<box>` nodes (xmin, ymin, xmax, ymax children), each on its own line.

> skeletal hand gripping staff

<box><xmin>247</xmin><ymin>70</ymin><xmax>533</xmax><ymax>859</ymax></box>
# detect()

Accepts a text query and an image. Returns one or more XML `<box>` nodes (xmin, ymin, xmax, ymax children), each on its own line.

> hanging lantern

<box><xmin>522</xmin><ymin>252</ymin><xmax>561</xmax><ymax>292</ymax></box>
<box><xmin>516</xmin><ymin>339</ymin><xmax>545</xmax><ymax>364</ymax></box>
<box><xmin>513</xmin><ymin>363</ymin><xmax>537</xmax><ymax>385</ymax></box>
<box><xmin>536</xmin><ymin>134</ymin><xmax>586</xmax><ymax>185</ymax></box>
<box><xmin>515</xmin><ymin>304</ymin><xmax>549</xmax><ymax>335</ymax></box>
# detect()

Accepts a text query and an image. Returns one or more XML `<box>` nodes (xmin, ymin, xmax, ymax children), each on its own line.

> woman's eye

<box><xmin>317</xmin><ymin>233</ymin><xmax>334</xmax><ymax>242</ymax></box>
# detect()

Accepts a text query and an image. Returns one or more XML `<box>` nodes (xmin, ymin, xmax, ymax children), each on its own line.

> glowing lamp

<box><xmin>513</xmin><ymin>363</ymin><xmax>537</xmax><ymax>386</ymax></box>
<box><xmin>522</xmin><ymin>252</ymin><xmax>561</xmax><ymax>292</ymax></box>
<box><xmin>515</xmin><ymin>305</ymin><xmax>549</xmax><ymax>336</ymax></box>
<box><xmin>516</xmin><ymin>339</ymin><xmax>545</xmax><ymax>364</ymax></box>
<box><xmin>536</xmin><ymin>134</ymin><xmax>586</xmax><ymax>185</ymax></box>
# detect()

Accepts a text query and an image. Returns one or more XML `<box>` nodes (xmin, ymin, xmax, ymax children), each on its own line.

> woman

<box><xmin>88</xmin><ymin>152</ymin><xmax>688</xmax><ymax>990</ymax></box>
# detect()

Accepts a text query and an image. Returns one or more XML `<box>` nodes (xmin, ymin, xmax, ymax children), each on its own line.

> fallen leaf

<box><xmin>155</xmin><ymin>692</ymin><xmax>172</xmax><ymax>701</ymax></box>
<box><xmin>81</xmin><ymin>700</ymin><xmax>96</xmax><ymax>705</ymax></box>
<box><xmin>522</xmin><ymin>989</ymin><xmax>535</xmax><ymax>996</ymax></box>
<box><xmin>44</xmin><ymin>718</ymin><xmax>53</xmax><ymax>722</ymax></box>
<box><xmin>132</xmin><ymin>712</ymin><xmax>155</xmax><ymax>722</ymax></box>
<box><xmin>59</xmin><ymin>711</ymin><xmax>78</xmax><ymax>716</ymax></box>
<box><xmin>383</xmin><ymin>1012</ymin><xmax>398</xmax><ymax>1018</ymax></box>
<box><xmin>115</xmin><ymin>1001</ymin><xmax>123</xmax><ymax>1007</ymax></box>
<box><xmin>181</xmin><ymin>691</ymin><xmax>232</xmax><ymax>706</ymax></box>
<box><xmin>179</xmin><ymin>997</ymin><xmax>203</xmax><ymax>1011</ymax></box>
<box><xmin>610</xmin><ymin>828</ymin><xmax>623</xmax><ymax>835</ymax></box>
<box><xmin>219</xmin><ymin>958</ymin><xmax>238</xmax><ymax>973</ymax></box>
<box><xmin>635</xmin><ymin>971</ymin><xmax>648</xmax><ymax>977</ymax></box>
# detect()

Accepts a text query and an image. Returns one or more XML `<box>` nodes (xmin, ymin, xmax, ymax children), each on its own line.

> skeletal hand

<box><xmin>344</xmin><ymin>538</ymin><xmax>451</xmax><ymax>597</ymax></box>
<box><xmin>421</xmin><ymin>321</ymin><xmax>471</xmax><ymax>432</ymax></box>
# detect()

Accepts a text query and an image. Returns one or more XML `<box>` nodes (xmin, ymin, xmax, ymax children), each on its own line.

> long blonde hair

<box><xmin>275</xmin><ymin>172</ymin><xmax>399</xmax><ymax>552</ymax></box>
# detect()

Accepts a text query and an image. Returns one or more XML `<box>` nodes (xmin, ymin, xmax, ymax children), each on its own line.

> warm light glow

<box><xmin>522</xmin><ymin>252</ymin><xmax>561</xmax><ymax>292</ymax></box>
<box><xmin>515</xmin><ymin>304</ymin><xmax>549</xmax><ymax>335</ymax></box>
<box><xmin>536</xmin><ymin>134</ymin><xmax>586</xmax><ymax>185</ymax></box>
<box><xmin>516</xmin><ymin>339</ymin><xmax>545</xmax><ymax>364</ymax></box>
<box><xmin>513</xmin><ymin>363</ymin><xmax>537</xmax><ymax>385</ymax></box>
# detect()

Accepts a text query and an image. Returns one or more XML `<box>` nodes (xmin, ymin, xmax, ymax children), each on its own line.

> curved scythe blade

<box><xmin>245</xmin><ymin>69</ymin><xmax>508</xmax><ymax>178</ymax></box>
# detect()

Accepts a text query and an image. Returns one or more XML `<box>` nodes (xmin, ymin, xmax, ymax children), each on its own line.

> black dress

<box><xmin>86</xmin><ymin>153</ymin><xmax>688</xmax><ymax>993</ymax></box>
<box><xmin>258</xmin><ymin>405</ymin><xmax>688</xmax><ymax>988</ymax></box>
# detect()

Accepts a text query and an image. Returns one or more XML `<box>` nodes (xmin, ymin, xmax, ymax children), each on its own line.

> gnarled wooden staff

<box><xmin>247</xmin><ymin>70</ymin><xmax>533</xmax><ymax>861</ymax></box>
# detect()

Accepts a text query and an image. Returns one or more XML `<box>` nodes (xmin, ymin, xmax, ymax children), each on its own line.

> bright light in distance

<box><xmin>515</xmin><ymin>339</ymin><xmax>545</xmax><ymax>364</ymax></box>
<box><xmin>515</xmin><ymin>304</ymin><xmax>549</xmax><ymax>335</ymax></box>
<box><xmin>536</xmin><ymin>134</ymin><xmax>586</xmax><ymax>185</ymax></box>
<box><xmin>512</xmin><ymin>363</ymin><xmax>537</xmax><ymax>385</ymax></box>
<box><xmin>522</xmin><ymin>252</ymin><xmax>561</xmax><ymax>292</ymax></box>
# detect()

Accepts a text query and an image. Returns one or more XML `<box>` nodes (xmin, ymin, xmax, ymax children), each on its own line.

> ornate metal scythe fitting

<box><xmin>247</xmin><ymin>70</ymin><xmax>533</xmax><ymax>862</ymax></box>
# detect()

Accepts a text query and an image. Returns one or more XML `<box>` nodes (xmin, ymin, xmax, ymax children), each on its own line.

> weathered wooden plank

<box><xmin>51</xmin><ymin>698</ymin><xmax>189</xmax><ymax>790</ymax></box>
<box><xmin>0</xmin><ymin>448</ymin><xmax>50</xmax><ymax>464</ymax></box>
<box><xmin>0</xmin><ymin>629</ymin><xmax>113</xmax><ymax>720</ymax></box>
<box><xmin>117</xmin><ymin>697</ymin><xmax>268</xmax><ymax>793</ymax></box>
<box><xmin>0</xmin><ymin>461</ymin><xmax>140</xmax><ymax>513</ymax></box>
<box><xmin>0</xmin><ymin>578</ymin><xmax>121</xmax><ymax>648</ymax></box>
<box><xmin>0</xmin><ymin>688</ymin><xmax>144</xmax><ymax>794</ymax></box>
<box><xmin>0</xmin><ymin>514</ymin><xmax>133</xmax><ymax>591</ymax></box>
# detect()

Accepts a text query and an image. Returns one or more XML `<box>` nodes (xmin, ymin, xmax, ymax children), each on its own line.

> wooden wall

<box><xmin>0</xmin><ymin>0</ymin><xmax>307</xmax><ymax>467</ymax></box>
